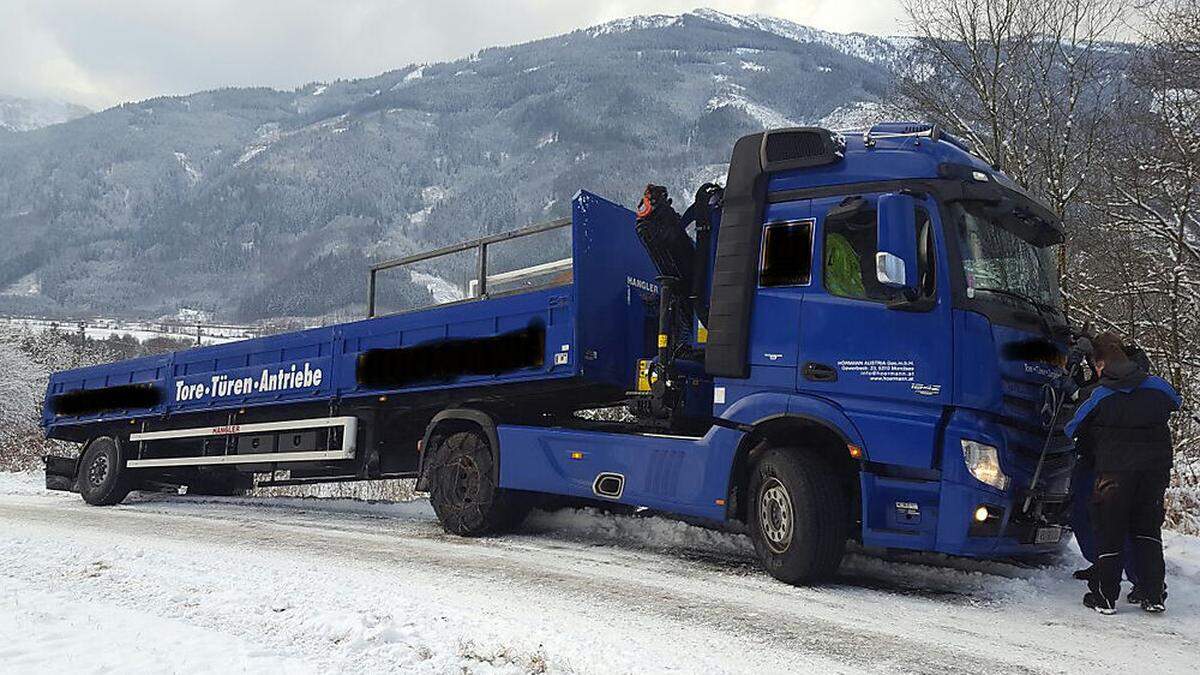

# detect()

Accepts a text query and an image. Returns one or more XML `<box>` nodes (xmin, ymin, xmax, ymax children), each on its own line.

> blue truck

<box><xmin>41</xmin><ymin>123</ymin><xmax>1076</xmax><ymax>584</ymax></box>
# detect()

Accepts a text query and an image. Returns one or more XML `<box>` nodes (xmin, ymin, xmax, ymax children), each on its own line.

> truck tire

<box><xmin>428</xmin><ymin>430</ymin><xmax>529</xmax><ymax>536</ymax></box>
<box><xmin>748</xmin><ymin>447</ymin><xmax>848</xmax><ymax>584</ymax></box>
<box><xmin>78</xmin><ymin>437</ymin><xmax>131</xmax><ymax>506</ymax></box>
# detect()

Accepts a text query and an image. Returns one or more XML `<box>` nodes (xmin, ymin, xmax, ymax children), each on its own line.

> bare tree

<box><xmin>1081</xmin><ymin>1</ymin><xmax>1200</xmax><ymax>466</ymax></box>
<box><xmin>900</xmin><ymin>0</ymin><xmax>1041</xmax><ymax>179</ymax></box>
<box><xmin>899</xmin><ymin>0</ymin><xmax>1129</xmax><ymax>309</ymax></box>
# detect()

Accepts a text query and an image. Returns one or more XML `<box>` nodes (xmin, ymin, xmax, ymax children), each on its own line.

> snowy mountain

<box><xmin>586</xmin><ymin>9</ymin><xmax>911</xmax><ymax>67</ymax></box>
<box><xmin>0</xmin><ymin>94</ymin><xmax>91</xmax><ymax>132</ymax></box>
<box><xmin>0</xmin><ymin>9</ymin><xmax>897</xmax><ymax>321</ymax></box>
<box><xmin>690</xmin><ymin>9</ymin><xmax>912</xmax><ymax>67</ymax></box>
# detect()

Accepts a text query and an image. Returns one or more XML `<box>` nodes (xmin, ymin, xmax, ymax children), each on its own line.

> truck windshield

<box><xmin>950</xmin><ymin>201</ymin><xmax>1061</xmax><ymax>312</ymax></box>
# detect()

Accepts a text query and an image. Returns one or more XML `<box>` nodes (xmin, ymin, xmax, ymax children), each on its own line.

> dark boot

<box><xmin>1141</xmin><ymin>597</ymin><xmax>1166</xmax><ymax>614</ymax></box>
<box><xmin>1084</xmin><ymin>592</ymin><xmax>1117</xmax><ymax>615</ymax></box>
<box><xmin>1127</xmin><ymin>583</ymin><xmax>1167</xmax><ymax>604</ymax></box>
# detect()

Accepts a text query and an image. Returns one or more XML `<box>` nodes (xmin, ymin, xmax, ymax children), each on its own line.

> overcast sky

<box><xmin>1</xmin><ymin>0</ymin><xmax>908</xmax><ymax>111</ymax></box>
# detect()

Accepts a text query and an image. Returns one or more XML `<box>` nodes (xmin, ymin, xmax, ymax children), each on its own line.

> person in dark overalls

<box><xmin>1065</xmin><ymin>333</ymin><xmax>1181</xmax><ymax>614</ymax></box>
<box><xmin>1067</xmin><ymin>342</ymin><xmax>1149</xmax><ymax>597</ymax></box>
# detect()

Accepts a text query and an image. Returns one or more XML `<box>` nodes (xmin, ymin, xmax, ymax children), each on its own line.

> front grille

<box><xmin>995</xmin><ymin>372</ymin><xmax>1075</xmax><ymax>496</ymax></box>
<box><xmin>998</xmin><ymin>373</ymin><xmax>1078</xmax><ymax>438</ymax></box>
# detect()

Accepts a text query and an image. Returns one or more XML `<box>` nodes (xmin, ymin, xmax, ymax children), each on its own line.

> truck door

<box><xmin>746</xmin><ymin>198</ymin><xmax>811</xmax><ymax>391</ymax></box>
<box><xmin>797</xmin><ymin>193</ymin><xmax>952</xmax><ymax>469</ymax></box>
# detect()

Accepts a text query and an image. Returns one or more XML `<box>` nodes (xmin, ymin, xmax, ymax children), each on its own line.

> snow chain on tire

<box><xmin>428</xmin><ymin>430</ymin><xmax>530</xmax><ymax>536</ymax></box>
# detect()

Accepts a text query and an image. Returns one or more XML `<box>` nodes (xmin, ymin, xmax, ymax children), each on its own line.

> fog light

<box><xmin>974</xmin><ymin>506</ymin><xmax>990</xmax><ymax>522</ymax></box>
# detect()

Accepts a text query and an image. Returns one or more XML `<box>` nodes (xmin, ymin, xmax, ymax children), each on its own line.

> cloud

<box><xmin>0</xmin><ymin>0</ymin><xmax>908</xmax><ymax>110</ymax></box>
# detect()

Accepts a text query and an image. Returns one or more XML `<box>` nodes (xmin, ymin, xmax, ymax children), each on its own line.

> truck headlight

<box><xmin>961</xmin><ymin>439</ymin><xmax>1010</xmax><ymax>491</ymax></box>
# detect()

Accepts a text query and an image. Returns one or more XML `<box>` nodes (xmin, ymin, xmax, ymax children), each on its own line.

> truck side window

<box><xmin>759</xmin><ymin>219</ymin><xmax>814</xmax><ymax>287</ymax></box>
<box><xmin>823</xmin><ymin>205</ymin><xmax>935</xmax><ymax>302</ymax></box>
<box><xmin>914</xmin><ymin>208</ymin><xmax>935</xmax><ymax>299</ymax></box>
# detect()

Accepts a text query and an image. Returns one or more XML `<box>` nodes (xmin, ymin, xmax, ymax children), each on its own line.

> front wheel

<box><xmin>748</xmin><ymin>448</ymin><xmax>848</xmax><ymax>584</ymax></box>
<box><xmin>78</xmin><ymin>437</ymin><xmax>131</xmax><ymax>506</ymax></box>
<box><xmin>428</xmin><ymin>430</ymin><xmax>530</xmax><ymax>536</ymax></box>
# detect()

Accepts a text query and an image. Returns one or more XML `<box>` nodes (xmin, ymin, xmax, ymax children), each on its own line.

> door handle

<box><xmin>803</xmin><ymin>362</ymin><xmax>837</xmax><ymax>382</ymax></box>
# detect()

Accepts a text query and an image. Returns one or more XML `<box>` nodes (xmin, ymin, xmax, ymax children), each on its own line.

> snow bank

<box><xmin>0</xmin><ymin>535</ymin><xmax>557</xmax><ymax>674</ymax></box>
<box><xmin>529</xmin><ymin>507</ymin><xmax>754</xmax><ymax>559</ymax></box>
<box><xmin>0</xmin><ymin>577</ymin><xmax>313</xmax><ymax>673</ymax></box>
<box><xmin>1166</xmin><ymin>483</ymin><xmax>1200</xmax><ymax>534</ymax></box>
<box><xmin>0</xmin><ymin>471</ymin><xmax>55</xmax><ymax>496</ymax></box>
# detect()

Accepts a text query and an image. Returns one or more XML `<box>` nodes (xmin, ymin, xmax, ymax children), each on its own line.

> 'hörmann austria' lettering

<box><xmin>174</xmin><ymin>362</ymin><xmax>323</xmax><ymax>402</ymax></box>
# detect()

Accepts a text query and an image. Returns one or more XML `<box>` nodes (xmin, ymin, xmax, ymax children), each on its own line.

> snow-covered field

<box><xmin>1</xmin><ymin>471</ymin><xmax>1197</xmax><ymax>674</ymax></box>
<box><xmin>0</xmin><ymin>316</ymin><xmax>258</xmax><ymax>346</ymax></box>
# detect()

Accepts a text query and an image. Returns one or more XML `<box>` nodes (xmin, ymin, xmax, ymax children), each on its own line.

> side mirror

<box><xmin>875</xmin><ymin>193</ymin><xmax>919</xmax><ymax>291</ymax></box>
<box><xmin>876</xmin><ymin>252</ymin><xmax>907</xmax><ymax>286</ymax></box>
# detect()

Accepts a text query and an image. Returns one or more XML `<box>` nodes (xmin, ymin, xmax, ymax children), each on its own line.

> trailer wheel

<box><xmin>78</xmin><ymin>437</ymin><xmax>131</xmax><ymax>506</ymax></box>
<box><xmin>429</xmin><ymin>430</ymin><xmax>529</xmax><ymax>536</ymax></box>
<box><xmin>748</xmin><ymin>447</ymin><xmax>848</xmax><ymax>584</ymax></box>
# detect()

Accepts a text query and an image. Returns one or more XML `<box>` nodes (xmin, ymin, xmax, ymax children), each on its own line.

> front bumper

<box><xmin>938</xmin><ymin>480</ymin><xmax>1072</xmax><ymax>557</ymax></box>
<box><xmin>861</xmin><ymin>412</ymin><xmax>1076</xmax><ymax>558</ymax></box>
<box><xmin>936</xmin><ymin>410</ymin><xmax>1075</xmax><ymax>557</ymax></box>
<box><xmin>860</xmin><ymin>472</ymin><xmax>1073</xmax><ymax>557</ymax></box>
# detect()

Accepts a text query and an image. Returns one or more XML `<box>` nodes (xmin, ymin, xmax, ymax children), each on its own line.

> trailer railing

<box><xmin>367</xmin><ymin>217</ymin><xmax>572</xmax><ymax>318</ymax></box>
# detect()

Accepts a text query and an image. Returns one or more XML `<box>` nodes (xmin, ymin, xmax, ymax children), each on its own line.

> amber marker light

<box><xmin>847</xmin><ymin>444</ymin><xmax>863</xmax><ymax>459</ymax></box>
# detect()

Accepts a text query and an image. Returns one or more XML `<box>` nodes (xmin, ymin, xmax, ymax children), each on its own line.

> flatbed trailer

<box><xmin>44</xmin><ymin>124</ymin><xmax>1080</xmax><ymax>584</ymax></box>
<box><xmin>44</xmin><ymin>191</ymin><xmax>657</xmax><ymax>487</ymax></box>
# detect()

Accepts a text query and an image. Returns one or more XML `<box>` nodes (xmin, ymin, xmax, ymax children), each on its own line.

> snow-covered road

<box><xmin>1</xmin><ymin>473</ymin><xmax>1197</xmax><ymax>674</ymax></box>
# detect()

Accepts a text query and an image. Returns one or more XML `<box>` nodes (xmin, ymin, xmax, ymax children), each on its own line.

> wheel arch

<box><xmin>415</xmin><ymin>408</ymin><xmax>500</xmax><ymax>491</ymax></box>
<box><xmin>726</xmin><ymin>413</ymin><xmax>863</xmax><ymax>526</ymax></box>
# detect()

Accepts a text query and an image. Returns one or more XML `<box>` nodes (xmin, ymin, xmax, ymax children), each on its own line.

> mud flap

<box><xmin>44</xmin><ymin>455</ymin><xmax>79</xmax><ymax>492</ymax></box>
<box><xmin>415</xmin><ymin>440</ymin><xmax>451</xmax><ymax>493</ymax></box>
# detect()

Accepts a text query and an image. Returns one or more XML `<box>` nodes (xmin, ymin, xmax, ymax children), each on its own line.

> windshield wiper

<box><xmin>973</xmin><ymin>286</ymin><xmax>1062</xmax><ymax>336</ymax></box>
<box><xmin>973</xmin><ymin>286</ymin><xmax>1058</xmax><ymax>314</ymax></box>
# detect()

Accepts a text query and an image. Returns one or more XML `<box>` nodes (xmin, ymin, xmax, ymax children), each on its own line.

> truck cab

<box><xmin>699</xmin><ymin>124</ymin><xmax>1073</xmax><ymax>562</ymax></box>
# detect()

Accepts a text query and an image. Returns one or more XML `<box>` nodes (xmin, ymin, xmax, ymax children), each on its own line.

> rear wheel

<box><xmin>78</xmin><ymin>437</ymin><xmax>131</xmax><ymax>506</ymax></box>
<box><xmin>428</xmin><ymin>430</ymin><xmax>530</xmax><ymax>536</ymax></box>
<box><xmin>748</xmin><ymin>447</ymin><xmax>848</xmax><ymax>584</ymax></box>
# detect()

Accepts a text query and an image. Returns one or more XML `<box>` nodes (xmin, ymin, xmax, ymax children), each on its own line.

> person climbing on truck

<box><xmin>1066</xmin><ymin>332</ymin><xmax>1181</xmax><ymax>614</ymax></box>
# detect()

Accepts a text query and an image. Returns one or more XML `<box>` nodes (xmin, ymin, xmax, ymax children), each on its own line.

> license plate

<box><xmin>1035</xmin><ymin>527</ymin><xmax>1062</xmax><ymax>544</ymax></box>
